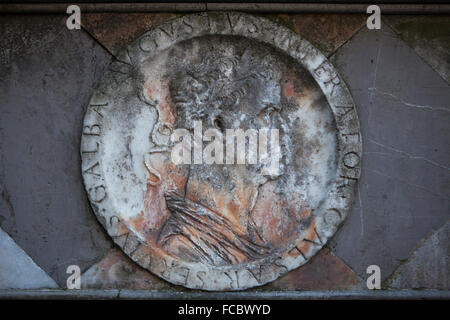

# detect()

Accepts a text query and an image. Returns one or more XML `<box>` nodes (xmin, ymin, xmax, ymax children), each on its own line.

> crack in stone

<box><xmin>367</xmin><ymin>168</ymin><xmax>450</xmax><ymax>202</ymax></box>
<box><xmin>357</xmin><ymin>183</ymin><xmax>364</xmax><ymax>239</ymax></box>
<box><xmin>368</xmin><ymin>88</ymin><xmax>449</xmax><ymax>113</ymax></box>
<box><xmin>0</xmin><ymin>186</ymin><xmax>17</xmax><ymax>233</ymax></box>
<box><xmin>368</xmin><ymin>139</ymin><xmax>450</xmax><ymax>171</ymax></box>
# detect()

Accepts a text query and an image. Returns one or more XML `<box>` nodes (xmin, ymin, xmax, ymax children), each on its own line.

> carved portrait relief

<box><xmin>81</xmin><ymin>12</ymin><xmax>361</xmax><ymax>290</ymax></box>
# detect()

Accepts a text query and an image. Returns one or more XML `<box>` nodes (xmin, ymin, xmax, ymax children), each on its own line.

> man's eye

<box><xmin>214</xmin><ymin>117</ymin><xmax>224</xmax><ymax>131</ymax></box>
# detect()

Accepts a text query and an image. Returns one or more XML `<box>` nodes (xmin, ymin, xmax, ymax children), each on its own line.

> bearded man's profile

<box><xmin>143</xmin><ymin>37</ymin><xmax>289</xmax><ymax>266</ymax></box>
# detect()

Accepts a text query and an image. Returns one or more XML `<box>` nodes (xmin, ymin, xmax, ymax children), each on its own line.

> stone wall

<box><xmin>0</xmin><ymin>10</ymin><xmax>448</xmax><ymax>296</ymax></box>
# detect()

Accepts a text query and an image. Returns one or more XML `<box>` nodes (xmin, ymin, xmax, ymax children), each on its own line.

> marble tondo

<box><xmin>81</xmin><ymin>12</ymin><xmax>361</xmax><ymax>290</ymax></box>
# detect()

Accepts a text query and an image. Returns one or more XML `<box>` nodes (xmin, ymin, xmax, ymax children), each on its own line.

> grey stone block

<box><xmin>0</xmin><ymin>227</ymin><xmax>58</xmax><ymax>289</ymax></box>
<box><xmin>386</xmin><ymin>221</ymin><xmax>449</xmax><ymax>289</ymax></box>
<box><xmin>0</xmin><ymin>14</ymin><xmax>113</xmax><ymax>286</ymax></box>
<box><xmin>329</xmin><ymin>23</ymin><xmax>450</xmax><ymax>282</ymax></box>
<box><xmin>386</xmin><ymin>15</ymin><xmax>450</xmax><ymax>85</ymax></box>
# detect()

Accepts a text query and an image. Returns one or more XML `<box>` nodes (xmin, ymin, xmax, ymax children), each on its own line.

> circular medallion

<box><xmin>81</xmin><ymin>12</ymin><xmax>361</xmax><ymax>291</ymax></box>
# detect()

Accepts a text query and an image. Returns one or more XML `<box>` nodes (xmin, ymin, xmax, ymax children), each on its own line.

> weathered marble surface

<box><xmin>81</xmin><ymin>12</ymin><xmax>361</xmax><ymax>290</ymax></box>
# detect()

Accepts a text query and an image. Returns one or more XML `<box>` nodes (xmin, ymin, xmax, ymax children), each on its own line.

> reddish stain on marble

<box><xmin>266</xmin><ymin>247</ymin><xmax>362</xmax><ymax>291</ymax></box>
<box><xmin>292</xmin><ymin>14</ymin><xmax>366</xmax><ymax>57</ymax></box>
<box><xmin>81</xmin><ymin>248</ymin><xmax>177</xmax><ymax>290</ymax></box>
<box><xmin>82</xmin><ymin>13</ymin><xmax>177</xmax><ymax>55</ymax></box>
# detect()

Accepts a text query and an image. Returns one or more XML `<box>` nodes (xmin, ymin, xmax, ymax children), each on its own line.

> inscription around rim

<box><xmin>81</xmin><ymin>12</ymin><xmax>362</xmax><ymax>291</ymax></box>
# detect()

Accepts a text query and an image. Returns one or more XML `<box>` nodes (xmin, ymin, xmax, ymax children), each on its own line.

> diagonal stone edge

<box><xmin>384</xmin><ymin>16</ymin><xmax>450</xmax><ymax>86</ymax></box>
<box><xmin>327</xmin><ymin>19</ymin><xmax>366</xmax><ymax>58</ymax></box>
<box><xmin>0</xmin><ymin>227</ymin><xmax>59</xmax><ymax>289</ymax></box>
<box><xmin>80</xmin><ymin>22</ymin><xmax>116</xmax><ymax>59</ymax></box>
<box><xmin>382</xmin><ymin>219</ymin><xmax>450</xmax><ymax>289</ymax></box>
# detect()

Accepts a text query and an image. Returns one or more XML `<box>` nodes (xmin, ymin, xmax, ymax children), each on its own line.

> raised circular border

<box><xmin>81</xmin><ymin>12</ymin><xmax>362</xmax><ymax>291</ymax></box>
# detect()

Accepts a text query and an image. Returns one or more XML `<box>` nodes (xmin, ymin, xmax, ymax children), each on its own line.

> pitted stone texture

<box><xmin>0</xmin><ymin>15</ymin><xmax>113</xmax><ymax>286</ymax></box>
<box><xmin>0</xmin><ymin>228</ymin><xmax>58</xmax><ymax>289</ymax></box>
<box><xmin>82</xmin><ymin>13</ymin><xmax>365</xmax><ymax>59</ymax></box>
<box><xmin>81</xmin><ymin>247</ymin><xmax>362</xmax><ymax>291</ymax></box>
<box><xmin>0</xmin><ymin>14</ymin><xmax>64</xmax><ymax>67</ymax></box>
<box><xmin>329</xmin><ymin>23</ymin><xmax>450</xmax><ymax>283</ymax></box>
<box><xmin>82</xmin><ymin>13</ymin><xmax>177</xmax><ymax>55</ymax></box>
<box><xmin>386</xmin><ymin>15</ymin><xmax>450</xmax><ymax>84</ymax></box>
<box><xmin>385</xmin><ymin>222</ymin><xmax>449</xmax><ymax>290</ymax></box>
<box><xmin>81</xmin><ymin>248</ymin><xmax>179</xmax><ymax>290</ymax></box>
<box><xmin>262</xmin><ymin>247</ymin><xmax>363</xmax><ymax>291</ymax></box>
<box><xmin>290</xmin><ymin>14</ymin><xmax>366</xmax><ymax>57</ymax></box>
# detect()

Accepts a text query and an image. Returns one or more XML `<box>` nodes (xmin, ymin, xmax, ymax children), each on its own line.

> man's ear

<box><xmin>144</xmin><ymin>152</ymin><xmax>162</xmax><ymax>186</ymax></box>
